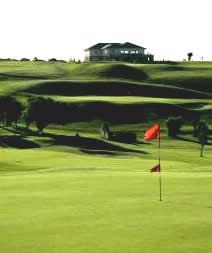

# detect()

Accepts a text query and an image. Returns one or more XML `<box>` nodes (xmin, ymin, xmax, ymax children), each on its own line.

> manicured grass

<box><xmin>0</xmin><ymin>133</ymin><xmax>212</xmax><ymax>253</ymax></box>
<box><xmin>1</xmin><ymin>61</ymin><xmax>212</xmax><ymax>96</ymax></box>
<box><xmin>41</xmin><ymin>95</ymin><xmax>212</xmax><ymax>105</ymax></box>
<box><xmin>1</xmin><ymin>60</ymin><xmax>212</xmax><ymax>252</ymax></box>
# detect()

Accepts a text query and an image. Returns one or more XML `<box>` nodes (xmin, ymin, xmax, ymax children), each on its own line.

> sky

<box><xmin>0</xmin><ymin>0</ymin><xmax>211</xmax><ymax>61</ymax></box>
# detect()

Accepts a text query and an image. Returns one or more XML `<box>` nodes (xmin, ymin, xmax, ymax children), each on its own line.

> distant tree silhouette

<box><xmin>187</xmin><ymin>52</ymin><xmax>193</xmax><ymax>61</ymax></box>
<box><xmin>22</xmin><ymin>108</ymin><xmax>33</xmax><ymax>129</ymax></box>
<box><xmin>197</xmin><ymin>121</ymin><xmax>208</xmax><ymax>157</ymax></box>
<box><xmin>48</xmin><ymin>58</ymin><xmax>57</xmax><ymax>62</ymax></box>
<box><xmin>33</xmin><ymin>57</ymin><xmax>44</xmax><ymax>62</ymax></box>
<box><xmin>20</xmin><ymin>58</ymin><xmax>30</xmax><ymax>61</ymax></box>
<box><xmin>193</xmin><ymin>119</ymin><xmax>199</xmax><ymax>137</ymax></box>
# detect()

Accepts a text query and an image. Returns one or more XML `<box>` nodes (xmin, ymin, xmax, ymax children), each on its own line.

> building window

<box><xmin>131</xmin><ymin>50</ymin><xmax>136</xmax><ymax>54</ymax></box>
<box><xmin>125</xmin><ymin>51</ymin><xmax>129</xmax><ymax>54</ymax></box>
<box><xmin>121</xmin><ymin>50</ymin><xmax>125</xmax><ymax>54</ymax></box>
<box><xmin>104</xmin><ymin>50</ymin><xmax>108</xmax><ymax>55</ymax></box>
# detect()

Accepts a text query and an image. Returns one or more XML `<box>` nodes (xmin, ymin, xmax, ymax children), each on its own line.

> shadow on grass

<box><xmin>179</xmin><ymin>129</ymin><xmax>195</xmax><ymax>135</ymax></box>
<box><xmin>44</xmin><ymin>134</ymin><xmax>147</xmax><ymax>154</ymax></box>
<box><xmin>79</xmin><ymin>149</ymin><xmax>118</xmax><ymax>155</ymax></box>
<box><xmin>2</xmin><ymin>127</ymin><xmax>38</xmax><ymax>136</ymax></box>
<box><xmin>136</xmin><ymin>140</ymin><xmax>151</xmax><ymax>145</ymax></box>
<box><xmin>22</xmin><ymin>80</ymin><xmax>211</xmax><ymax>99</ymax></box>
<box><xmin>175</xmin><ymin>136</ymin><xmax>198</xmax><ymax>144</ymax></box>
<box><xmin>2</xmin><ymin>126</ymin><xmax>147</xmax><ymax>154</ymax></box>
<box><xmin>0</xmin><ymin>73</ymin><xmax>48</xmax><ymax>80</ymax></box>
<box><xmin>0</xmin><ymin>135</ymin><xmax>40</xmax><ymax>149</ymax></box>
<box><xmin>176</xmin><ymin>135</ymin><xmax>212</xmax><ymax>146</ymax></box>
<box><xmin>98</xmin><ymin>64</ymin><xmax>148</xmax><ymax>81</ymax></box>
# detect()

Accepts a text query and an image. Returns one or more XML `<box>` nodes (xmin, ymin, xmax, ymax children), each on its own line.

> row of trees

<box><xmin>0</xmin><ymin>96</ymin><xmax>71</xmax><ymax>132</ymax></box>
<box><xmin>166</xmin><ymin>116</ymin><xmax>208</xmax><ymax>157</ymax></box>
<box><xmin>0</xmin><ymin>57</ymin><xmax>81</xmax><ymax>63</ymax></box>
<box><xmin>0</xmin><ymin>96</ymin><xmax>209</xmax><ymax>156</ymax></box>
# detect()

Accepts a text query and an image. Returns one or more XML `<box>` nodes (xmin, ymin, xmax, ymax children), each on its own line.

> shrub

<box><xmin>166</xmin><ymin>116</ymin><xmax>184</xmax><ymax>137</ymax></box>
<box><xmin>112</xmin><ymin>131</ymin><xmax>136</xmax><ymax>143</ymax></box>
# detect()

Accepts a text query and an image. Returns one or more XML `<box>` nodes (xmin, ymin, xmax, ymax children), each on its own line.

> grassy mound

<box><xmin>96</xmin><ymin>63</ymin><xmax>148</xmax><ymax>80</ymax></box>
<box><xmin>20</xmin><ymin>80</ymin><xmax>210</xmax><ymax>99</ymax></box>
<box><xmin>1</xmin><ymin>61</ymin><xmax>212</xmax><ymax>97</ymax></box>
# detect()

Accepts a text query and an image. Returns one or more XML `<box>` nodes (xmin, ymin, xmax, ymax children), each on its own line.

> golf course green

<box><xmin>0</xmin><ymin>60</ymin><xmax>212</xmax><ymax>253</ymax></box>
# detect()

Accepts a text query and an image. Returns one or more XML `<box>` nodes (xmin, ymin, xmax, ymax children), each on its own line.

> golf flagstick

<box><xmin>158</xmin><ymin>124</ymin><xmax>162</xmax><ymax>201</ymax></box>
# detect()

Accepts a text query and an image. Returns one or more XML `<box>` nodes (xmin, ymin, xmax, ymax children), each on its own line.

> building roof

<box><xmin>85</xmin><ymin>42</ymin><xmax>146</xmax><ymax>51</ymax></box>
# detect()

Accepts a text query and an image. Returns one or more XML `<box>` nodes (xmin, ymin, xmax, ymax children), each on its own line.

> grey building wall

<box><xmin>84</xmin><ymin>46</ymin><xmax>152</xmax><ymax>62</ymax></box>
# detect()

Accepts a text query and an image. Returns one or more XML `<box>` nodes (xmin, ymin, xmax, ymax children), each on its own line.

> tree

<box><xmin>166</xmin><ymin>116</ymin><xmax>184</xmax><ymax>137</ymax></box>
<box><xmin>197</xmin><ymin>121</ymin><xmax>208</xmax><ymax>157</ymax></box>
<box><xmin>26</xmin><ymin>97</ymin><xmax>54</xmax><ymax>133</ymax></box>
<box><xmin>187</xmin><ymin>52</ymin><xmax>193</xmax><ymax>61</ymax></box>
<box><xmin>100</xmin><ymin>122</ymin><xmax>111</xmax><ymax>140</ymax></box>
<box><xmin>0</xmin><ymin>96</ymin><xmax>23</xmax><ymax>126</ymax></box>
<box><xmin>22</xmin><ymin>108</ymin><xmax>33</xmax><ymax>129</ymax></box>
<box><xmin>20</xmin><ymin>58</ymin><xmax>30</xmax><ymax>61</ymax></box>
<box><xmin>33</xmin><ymin>57</ymin><xmax>44</xmax><ymax>62</ymax></box>
<box><xmin>48</xmin><ymin>58</ymin><xmax>57</xmax><ymax>62</ymax></box>
<box><xmin>193</xmin><ymin>118</ymin><xmax>199</xmax><ymax>137</ymax></box>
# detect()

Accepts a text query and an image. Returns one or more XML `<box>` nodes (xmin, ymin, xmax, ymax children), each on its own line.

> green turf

<box><xmin>1</xmin><ymin>60</ymin><xmax>212</xmax><ymax>252</ymax></box>
<box><xmin>1</xmin><ymin>131</ymin><xmax>212</xmax><ymax>253</ymax></box>
<box><xmin>37</xmin><ymin>95</ymin><xmax>211</xmax><ymax>106</ymax></box>
<box><xmin>1</xmin><ymin>61</ymin><xmax>212</xmax><ymax>96</ymax></box>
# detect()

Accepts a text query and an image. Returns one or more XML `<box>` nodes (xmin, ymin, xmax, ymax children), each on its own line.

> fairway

<box><xmin>1</xmin><ymin>135</ymin><xmax>212</xmax><ymax>253</ymax></box>
<box><xmin>1</xmin><ymin>167</ymin><xmax>212</xmax><ymax>253</ymax></box>
<box><xmin>0</xmin><ymin>60</ymin><xmax>212</xmax><ymax>252</ymax></box>
<box><xmin>1</xmin><ymin>0</ymin><xmax>212</xmax><ymax>250</ymax></box>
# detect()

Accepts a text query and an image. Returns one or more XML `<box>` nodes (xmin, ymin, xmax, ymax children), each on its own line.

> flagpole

<box><xmin>159</xmin><ymin>124</ymin><xmax>162</xmax><ymax>201</ymax></box>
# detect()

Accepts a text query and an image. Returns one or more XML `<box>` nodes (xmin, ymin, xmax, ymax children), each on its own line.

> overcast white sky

<box><xmin>0</xmin><ymin>0</ymin><xmax>211</xmax><ymax>61</ymax></box>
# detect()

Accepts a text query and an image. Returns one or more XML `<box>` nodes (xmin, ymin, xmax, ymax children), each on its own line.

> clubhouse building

<box><xmin>84</xmin><ymin>42</ymin><xmax>154</xmax><ymax>63</ymax></box>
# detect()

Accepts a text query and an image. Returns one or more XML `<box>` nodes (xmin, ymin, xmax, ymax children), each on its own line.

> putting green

<box><xmin>0</xmin><ymin>169</ymin><xmax>212</xmax><ymax>253</ymax></box>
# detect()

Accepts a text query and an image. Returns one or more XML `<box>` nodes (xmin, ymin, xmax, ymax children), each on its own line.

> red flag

<box><xmin>151</xmin><ymin>164</ymin><xmax>160</xmax><ymax>173</ymax></box>
<box><xmin>144</xmin><ymin>124</ymin><xmax>160</xmax><ymax>141</ymax></box>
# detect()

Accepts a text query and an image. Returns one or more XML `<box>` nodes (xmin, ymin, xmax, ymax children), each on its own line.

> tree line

<box><xmin>0</xmin><ymin>96</ymin><xmax>209</xmax><ymax>157</ymax></box>
<box><xmin>0</xmin><ymin>58</ymin><xmax>81</xmax><ymax>63</ymax></box>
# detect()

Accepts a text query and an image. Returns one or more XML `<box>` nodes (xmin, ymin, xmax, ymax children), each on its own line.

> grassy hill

<box><xmin>0</xmin><ymin>60</ymin><xmax>211</xmax><ymax>119</ymax></box>
<box><xmin>0</xmin><ymin>59</ymin><xmax>211</xmax><ymax>135</ymax></box>
<box><xmin>1</xmin><ymin>60</ymin><xmax>212</xmax><ymax>93</ymax></box>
